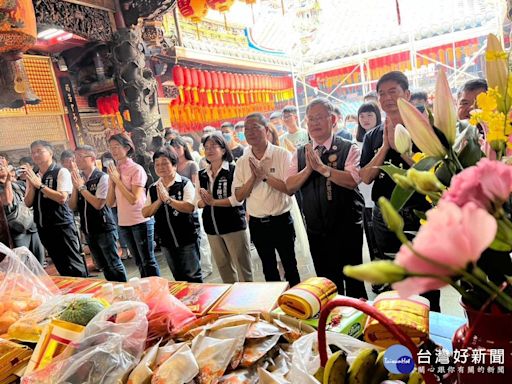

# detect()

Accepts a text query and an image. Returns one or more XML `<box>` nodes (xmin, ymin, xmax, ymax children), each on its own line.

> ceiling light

<box><xmin>37</xmin><ymin>28</ymin><xmax>58</xmax><ymax>39</ymax></box>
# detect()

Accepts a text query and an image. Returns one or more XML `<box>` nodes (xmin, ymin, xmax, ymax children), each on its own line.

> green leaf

<box><xmin>433</xmin><ymin>126</ymin><xmax>451</xmax><ymax>150</ymax></box>
<box><xmin>458</xmin><ymin>136</ymin><xmax>483</xmax><ymax>168</ymax></box>
<box><xmin>413</xmin><ymin>156</ymin><xmax>441</xmax><ymax>171</ymax></box>
<box><xmin>380</xmin><ymin>164</ymin><xmax>407</xmax><ymax>179</ymax></box>
<box><xmin>390</xmin><ymin>185</ymin><xmax>415</xmax><ymax>211</ymax></box>
<box><xmin>489</xmin><ymin>238</ymin><xmax>512</xmax><ymax>252</ymax></box>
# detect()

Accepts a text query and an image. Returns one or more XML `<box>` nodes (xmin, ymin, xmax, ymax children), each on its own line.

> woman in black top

<box><xmin>197</xmin><ymin>134</ymin><xmax>253</xmax><ymax>283</ymax></box>
<box><xmin>142</xmin><ymin>148</ymin><xmax>202</xmax><ymax>282</ymax></box>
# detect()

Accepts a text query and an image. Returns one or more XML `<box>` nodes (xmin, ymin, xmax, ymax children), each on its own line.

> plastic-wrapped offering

<box><xmin>151</xmin><ymin>343</ymin><xmax>198</xmax><ymax>384</ymax></box>
<box><xmin>246</xmin><ymin>321</ymin><xmax>282</xmax><ymax>339</ymax></box>
<box><xmin>241</xmin><ymin>334</ymin><xmax>281</xmax><ymax>368</ymax></box>
<box><xmin>191</xmin><ymin>334</ymin><xmax>239</xmax><ymax>384</ymax></box>
<box><xmin>218</xmin><ymin>368</ymin><xmax>258</xmax><ymax>384</ymax></box>
<box><xmin>207</xmin><ymin>324</ymin><xmax>250</xmax><ymax>370</ymax></box>
<box><xmin>22</xmin><ymin>301</ymin><xmax>149</xmax><ymax>384</ymax></box>
<box><xmin>127</xmin><ymin>339</ymin><xmax>161</xmax><ymax>384</ymax></box>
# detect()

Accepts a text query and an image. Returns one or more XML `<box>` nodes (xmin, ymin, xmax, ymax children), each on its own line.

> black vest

<box><xmin>149</xmin><ymin>177</ymin><xmax>199</xmax><ymax>248</ymax></box>
<box><xmin>199</xmin><ymin>163</ymin><xmax>246</xmax><ymax>235</ymax></box>
<box><xmin>76</xmin><ymin>169</ymin><xmax>116</xmax><ymax>235</ymax></box>
<box><xmin>297</xmin><ymin>137</ymin><xmax>364</xmax><ymax>234</ymax></box>
<box><xmin>33</xmin><ymin>163</ymin><xmax>75</xmax><ymax>228</ymax></box>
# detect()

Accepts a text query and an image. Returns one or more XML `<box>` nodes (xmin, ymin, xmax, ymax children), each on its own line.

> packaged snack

<box><xmin>278</xmin><ymin>277</ymin><xmax>337</xmax><ymax>320</ymax></box>
<box><xmin>151</xmin><ymin>343</ymin><xmax>198</xmax><ymax>384</ymax></box>
<box><xmin>191</xmin><ymin>334</ymin><xmax>239</xmax><ymax>384</ymax></box>
<box><xmin>127</xmin><ymin>340</ymin><xmax>161</xmax><ymax>384</ymax></box>
<box><xmin>241</xmin><ymin>334</ymin><xmax>281</xmax><ymax>368</ymax></box>
<box><xmin>246</xmin><ymin>321</ymin><xmax>282</xmax><ymax>339</ymax></box>
<box><xmin>258</xmin><ymin>367</ymin><xmax>291</xmax><ymax>384</ymax></box>
<box><xmin>205</xmin><ymin>314</ymin><xmax>257</xmax><ymax>332</ymax></box>
<box><xmin>154</xmin><ymin>341</ymin><xmax>187</xmax><ymax>368</ymax></box>
<box><xmin>208</xmin><ymin>324</ymin><xmax>250</xmax><ymax>369</ymax></box>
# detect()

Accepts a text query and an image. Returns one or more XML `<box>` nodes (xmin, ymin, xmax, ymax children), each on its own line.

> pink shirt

<box><xmin>287</xmin><ymin>135</ymin><xmax>362</xmax><ymax>183</ymax></box>
<box><xmin>115</xmin><ymin>158</ymin><xmax>149</xmax><ymax>226</ymax></box>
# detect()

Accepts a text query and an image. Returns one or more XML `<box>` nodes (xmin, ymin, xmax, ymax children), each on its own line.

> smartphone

<box><xmin>15</xmin><ymin>168</ymin><xmax>24</xmax><ymax>177</ymax></box>
<box><xmin>103</xmin><ymin>159</ymin><xmax>114</xmax><ymax>169</ymax></box>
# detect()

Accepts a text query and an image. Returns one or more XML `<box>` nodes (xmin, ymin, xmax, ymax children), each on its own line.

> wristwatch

<box><xmin>78</xmin><ymin>185</ymin><xmax>87</xmax><ymax>192</ymax></box>
<box><xmin>165</xmin><ymin>198</ymin><xmax>172</xmax><ymax>205</ymax></box>
<box><xmin>322</xmin><ymin>168</ymin><xmax>331</xmax><ymax>179</ymax></box>
<box><xmin>39</xmin><ymin>184</ymin><xmax>47</xmax><ymax>190</ymax></box>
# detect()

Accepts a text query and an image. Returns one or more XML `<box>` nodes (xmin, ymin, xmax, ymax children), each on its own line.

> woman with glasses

<box><xmin>143</xmin><ymin>148</ymin><xmax>202</xmax><ymax>282</ymax></box>
<box><xmin>106</xmin><ymin>133</ymin><xmax>160</xmax><ymax>277</ymax></box>
<box><xmin>197</xmin><ymin>134</ymin><xmax>253</xmax><ymax>283</ymax></box>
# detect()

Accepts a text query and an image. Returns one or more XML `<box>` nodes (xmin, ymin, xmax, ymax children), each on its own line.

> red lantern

<box><xmin>110</xmin><ymin>94</ymin><xmax>120</xmax><ymax>112</ymax></box>
<box><xmin>198</xmin><ymin>70</ymin><xmax>207</xmax><ymax>106</ymax></box>
<box><xmin>173</xmin><ymin>65</ymin><xmax>185</xmax><ymax>103</ymax></box>
<box><xmin>97</xmin><ymin>97</ymin><xmax>105</xmax><ymax>115</ymax></box>
<box><xmin>217</xmin><ymin>71</ymin><xmax>225</xmax><ymax>105</ymax></box>
<box><xmin>190</xmin><ymin>68</ymin><xmax>200</xmax><ymax>104</ymax></box>
<box><xmin>204</xmin><ymin>70</ymin><xmax>213</xmax><ymax>105</ymax></box>
<box><xmin>223</xmin><ymin>72</ymin><xmax>232</xmax><ymax>106</ymax></box>
<box><xmin>211</xmin><ymin>71</ymin><xmax>220</xmax><ymax>105</ymax></box>
<box><xmin>183</xmin><ymin>67</ymin><xmax>193</xmax><ymax>104</ymax></box>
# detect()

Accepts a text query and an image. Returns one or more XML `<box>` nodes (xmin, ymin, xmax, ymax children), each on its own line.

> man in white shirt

<box><xmin>234</xmin><ymin>113</ymin><xmax>300</xmax><ymax>287</ymax></box>
<box><xmin>23</xmin><ymin>140</ymin><xmax>88</xmax><ymax>277</ymax></box>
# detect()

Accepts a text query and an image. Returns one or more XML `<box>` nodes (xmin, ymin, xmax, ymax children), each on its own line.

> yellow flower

<box><xmin>412</xmin><ymin>152</ymin><xmax>426</xmax><ymax>163</ymax></box>
<box><xmin>476</xmin><ymin>91</ymin><xmax>498</xmax><ymax>112</ymax></box>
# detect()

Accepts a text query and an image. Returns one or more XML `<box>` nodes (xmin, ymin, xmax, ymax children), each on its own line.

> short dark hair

<box><xmin>364</xmin><ymin>91</ymin><xmax>378</xmax><ymax>100</ymax></box>
<box><xmin>333</xmin><ymin>106</ymin><xmax>343</xmax><ymax>118</ymax></box>
<box><xmin>201</xmin><ymin>133</ymin><xmax>234</xmax><ymax>163</ymax></box>
<box><xmin>30</xmin><ymin>140</ymin><xmax>53</xmax><ymax>152</ymax></box>
<box><xmin>458</xmin><ymin>79</ymin><xmax>488</xmax><ymax>98</ymax></box>
<box><xmin>220</xmin><ymin>121</ymin><xmax>234</xmax><ymax>129</ymax></box>
<box><xmin>153</xmin><ymin>147</ymin><xmax>178</xmax><ymax>166</ymax></box>
<box><xmin>245</xmin><ymin>112</ymin><xmax>269</xmax><ymax>127</ymax></box>
<box><xmin>356</xmin><ymin>102</ymin><xmax>382</xmax><ymax>142</ymax></box>
<box><xmin>169</xmin><ymin>136</ymin><xmax>193</xmax><ymax>161</ymax></box>
<box><xmin>234</xmin><ymin>121</ymin><xmax>244</xmax><ymax>130</ymax></box>
<box><xmin>0</xmin><ymin>152</ymin><xmax>9</xmax><ymax>161</ymax></box>
<box><xmin>108</xmin><ymin>133</ymin><xmax>135</xmax><ymax>156</ymax></box>
<box><xmin>282</xmin><ymin>105</ymin><xmax>298</xmax><ymax>115</ymax></box>
<box><xmin>376</xmin><ymin>71</ymin><xmax>409</xmax><ymax>92</ymax></box>
<box><xmin>19</xmin><ymin>156</ymin><xmax>33</xmax><ymax>166</ymax></box>
<box><xmin>60</xmin><ymin>149</ymin><xmax>75</xmax><ymax>161</ymax></box>
<box><xmin>164</xmin><ymin>128</ymin><xmax>178</xmax><ymax>137</ymax></box>
<box><xmin>410</xmin><ymin>90</ymin><xmax>428</xmax><ymax>102</ymax></box>
<box><xmin>75</xmin><ymin>145</ymin><xmax>97</xmax><ymax>158</ymax></box>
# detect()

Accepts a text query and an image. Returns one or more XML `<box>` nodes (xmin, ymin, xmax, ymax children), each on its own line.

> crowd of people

<box><xmin>0</xmin><ymin>70</ymin><xmax>489</xmax><ymax>310</ymax></box>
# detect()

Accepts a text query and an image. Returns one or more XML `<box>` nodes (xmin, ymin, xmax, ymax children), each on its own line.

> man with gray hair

<box><xmin>286</xmin><ymin>98</ymin><xmax>366</xmax><ymax>297</ymax></box>
<box><xmin>69</xmin><ymin>145</ymin><xmax>128</xmax><ymax>282</ymax></box>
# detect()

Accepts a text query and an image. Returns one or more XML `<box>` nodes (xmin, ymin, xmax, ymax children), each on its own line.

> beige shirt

<box><xmin>233</xmin><ymin>143</ymin><xmax>292</xmax><ymax>218</ymax></box>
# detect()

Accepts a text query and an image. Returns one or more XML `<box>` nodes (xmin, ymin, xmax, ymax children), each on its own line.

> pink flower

<box><xmin>442</xmin><ymin>158</ymin><xmax>512</xmax><ymax>210</ymax></box>
<box><xmin>392</xmin><ymin>201</ymin><xmax>497</xmax><ymax>298</ymax></box>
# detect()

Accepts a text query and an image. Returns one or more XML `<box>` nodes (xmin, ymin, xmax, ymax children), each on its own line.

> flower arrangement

<box><xmin>344</xmin><ymin>33</ymin><xmax>512</xmax><ymax>314</ymax></box>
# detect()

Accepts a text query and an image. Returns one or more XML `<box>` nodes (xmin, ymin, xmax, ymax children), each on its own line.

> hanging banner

<box><xmin>59</xmin><ymin>76</ymin><xmax>82</xmax><ymax>143</ymax></box>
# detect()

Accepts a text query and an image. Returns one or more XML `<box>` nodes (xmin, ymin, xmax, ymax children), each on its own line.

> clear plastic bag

<box><xmin>191</xmin><ymin>334</ymin><xmax>239</xmax><ymax>384</ymax></box>
<box><xmin>8</xmin><ymin>294</ymin><xmax>90</xmax><ymax>342</ymax></box>
<box><xmin>22</xmin><ymin>301</ymin><xmax>149</xmax><ymax>384</ymax></box>
<box><xmin>0</xmin><ymin>244</ymin><xmax>58</xmax><ymax>334</ymax></box>
<box><xmin>139</xmin><ymin>277</ymin><xmax>196</xmax><ymax>346</ymax></box>
<box><xmin>289</xmin><ymin>331</ymin><xmax>381</xmax><ymax>383</ymax></box>
<box><xmin>152</xmin><ymin>343</ymin><xmax>199</xmax><ymax>384</ymax></box>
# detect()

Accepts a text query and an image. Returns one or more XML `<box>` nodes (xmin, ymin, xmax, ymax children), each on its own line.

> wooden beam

<box><xmin>62</xmin><ymin>0</ymin><xmax>115</xmax><ymax>12</ymax></box>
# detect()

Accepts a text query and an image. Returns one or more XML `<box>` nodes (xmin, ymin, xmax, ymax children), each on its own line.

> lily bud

<box><xmin>394</xmin><ymin>124</ymin><xmax>413</xmax><ymax>155</ymax></box>
<box><xmin>398</xmin><ymin>98</ymin><xmax>447</xmax><ymax>158</ymax></box>
<box><xmin>407</xmin><ymin>168</ymin><xmax>445</xmax><ymax>193</ymax></box>
<box><xmin>433</xmin><ymin>70</ymin><xmax>457</xmax><ymax>144</ymax></box>
<box><xmin>378</xmin><ymin>197</ymin><xmax>404</xmax><ymax>234</ymax></box>
<box><xmin>392</xmin><ymin>173</ymin><xmax>414</xmax><ymax>190</ymax></box>
<box><xmin>343</xmin><ymin>261</ymin><xmax>407</xmax><ymax>285</ymax></box>
<box><xmin>486</xmin><ymin>33</ymin><xmax>508</xmax><ymax>112</ymax></box>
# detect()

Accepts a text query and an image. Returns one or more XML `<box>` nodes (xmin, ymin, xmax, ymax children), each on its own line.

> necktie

<box><xmin>316</xmin><ymin>145</ymin><xmax>326</xmax><ymax>157</ymax></box>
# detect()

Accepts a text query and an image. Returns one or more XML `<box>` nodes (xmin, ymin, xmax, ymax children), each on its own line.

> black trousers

<box><xmin>249</xmin><ymin>212</ymin><xmax>300</xmax><ymax>287</ymax></box>
<box><xmin>38</xmin><ymin>223</ymin><xmax>88</xmax><ymax>277</ymax></box>
<box><xmin>372</xmin><ymin>205</ymin><xmax>441</xmax><ymax>312</ymax></box>
<box><xmin>307</xmin><ymin>228</ymin><xmax>368</xmax><ymax>299</ymax></box>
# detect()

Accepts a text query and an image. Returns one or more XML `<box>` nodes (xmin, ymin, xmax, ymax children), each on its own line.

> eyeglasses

<box><xmin>306</xmin><ymin>114</ymin><xmax>331</xmax><ymax>124</ymax></box>
<box><xmin>76</xmin><ymin>154</ymin><xmax>92</xmax><ymax>159</ymax></box>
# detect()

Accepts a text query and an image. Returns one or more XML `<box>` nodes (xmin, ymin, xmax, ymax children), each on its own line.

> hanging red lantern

<box><xmin>223</xmin><ymin>72</ymin><xmax>232</xmax><ymax>106</ymax></box>
<box><xmin>177</xmin><ymin>0</ymin><xmax>209</xmax><ymax>23</ymax></box>
<box><xmin>198</xmin><ymin>70</ymin><xmax>207</xmax><ymax>106</ymax></box>
<box><xmin>211</xmin><ymin>71</ymin><xmax>220</xmax><ymax>105</ymax></box>
<box><xmin>204</xmin><ymin>70</ymin><xmax>213</xmax><ymax>105</ymax></box>
<box><xmin>183</xmin><ymin>67</ymin><xmax>193</xmax><ymax>105</ymax></box>
<box><xmin>217</xmin><ymin>71</ymin><xmax>225</xmax><ymax>105</ymax></box>
<box><xmin>172</xmin><ymin>65</ymin><xmax>185</xmax><ymax>103</ymax></box>
<box><xmin>97</xmin><ymin>97</ymin><xmax>105</xmax><ymax>115</ymax></box>
<box><xmin>190</xmin><ymin>68</ymin><xmax>200</xmax><ymax>104</ymax></box>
